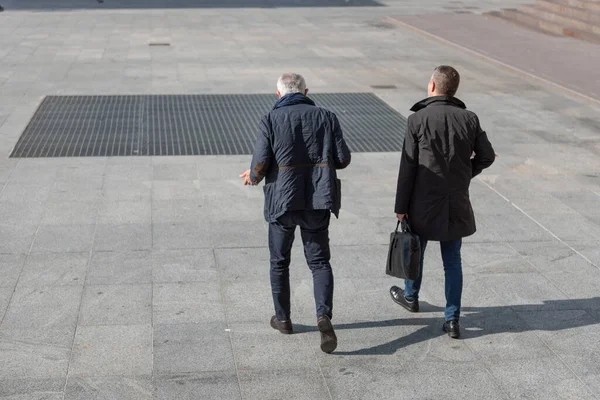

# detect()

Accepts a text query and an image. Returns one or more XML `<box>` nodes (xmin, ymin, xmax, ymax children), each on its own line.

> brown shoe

<box><xmin>317</xmin><ymin>315</ymin><xmax>337</xmax><ymax>354</ymax></box>
<box><xmin>270</xmin><ymin>316</ymin><xmax>293</xmax><ymax>334</ymax></box>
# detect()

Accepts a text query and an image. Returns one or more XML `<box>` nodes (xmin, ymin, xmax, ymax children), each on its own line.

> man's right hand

<box><xmin>239</xmin><ymin>169</ymin><xmax>256</xmax><ymax>186</ymax></box>
<box><xmin>396</xmin><ymin>213</ymin><xmax>407</xmax><ymax>222</ymax></box>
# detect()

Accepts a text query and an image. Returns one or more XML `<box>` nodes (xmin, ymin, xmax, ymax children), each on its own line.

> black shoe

<box><xmin>317</xmin><ymin>315</ymin><xmax>337</xmax><ymax>354</ymax></box>
<box><xmin>443</xmin><ymin>320</ymin><xmax>461</xmax><ymax>339</ymax></box>
<box><xmin>390</xmin><ymin>286</ymin><xmax>419</xmax><ymax>312</ymax></box>
<box><xmin>270</xmin><ymin>316</ymin><xmax>293</xmax><ymax>334</ymax></box>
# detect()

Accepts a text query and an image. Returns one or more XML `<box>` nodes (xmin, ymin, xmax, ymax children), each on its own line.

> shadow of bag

<box><xmin>386</xmin><ymin>219</ymin><xmax>421</xmax><ymax>280</ymax></box>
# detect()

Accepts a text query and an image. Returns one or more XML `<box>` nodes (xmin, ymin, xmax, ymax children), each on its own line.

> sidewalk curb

<box><xmin>383</xmin><ymin>15</ymin><xmax>600</xmax><ymax>109</ymax></box>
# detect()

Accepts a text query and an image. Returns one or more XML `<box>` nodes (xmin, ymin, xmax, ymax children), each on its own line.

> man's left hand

<box><xmin>396</xmin><ymin>213</ymin><xmax>406</xmax><ymax>222</ymax></box>
<box><xmin>240</xmin><ymin>169</ymin><xmax>256</xmax><ymax>186</ymax></box>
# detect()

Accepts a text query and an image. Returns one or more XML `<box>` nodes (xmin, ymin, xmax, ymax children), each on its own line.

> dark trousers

<box><xmin>404</xmin><ymin>235</ymin><xmax>463</xmax><ymax>321</ymax></box>
<box><xmin>269</xmin><ymin>210</ymin><xmax>333</xmax><ymax>322</ymax></box>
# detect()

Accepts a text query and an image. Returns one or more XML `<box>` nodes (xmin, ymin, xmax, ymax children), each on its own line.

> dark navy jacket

<box><xmin>250</xmin><ymin>93</ymin><xmax>351</xmax><ymax>223</ymax></box>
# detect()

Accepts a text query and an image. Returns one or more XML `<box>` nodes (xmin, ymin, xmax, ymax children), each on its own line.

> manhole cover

<box><xmin>10</xmin><ymin>93</ymin><xmax>406</xmax><ymax>157</ymax></box>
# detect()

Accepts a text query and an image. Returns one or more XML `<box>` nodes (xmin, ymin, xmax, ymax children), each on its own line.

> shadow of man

<box><xmin>293</xmin><ymin>297</ymin><xmax>600</xmax><ymax>356</ymax></box>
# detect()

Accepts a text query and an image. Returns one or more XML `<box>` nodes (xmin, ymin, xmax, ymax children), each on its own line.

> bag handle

<box><xmin>395</xmin><ymin>218</ymin><xmax>412</xmax><ymax>233</ymax></box>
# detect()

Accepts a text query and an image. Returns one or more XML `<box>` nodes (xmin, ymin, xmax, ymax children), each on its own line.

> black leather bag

<box><xmin>386</xmin><ymin>219</ymin><xmax>421</xmax><ymax>280</ymax></box>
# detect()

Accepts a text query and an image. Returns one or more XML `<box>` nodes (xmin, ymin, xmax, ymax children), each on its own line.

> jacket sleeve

<box><xmin>331</xmin><ymin>114</ymin><xmax>351</xmax><ymax>169</ymax></box>
<box><xmin>249</xmin><ymin>115</ymin><xmax>274</xmax><ymax>184</ymax></box>
<box><xmin>471</xmin><ymin>116</ymin><xmax>495</xmax><ymax>178</ymax></box>
<box><xmin>394</xmin><ymin>118</ymin><xmax>419</xmax><ymax>214</ymax></box>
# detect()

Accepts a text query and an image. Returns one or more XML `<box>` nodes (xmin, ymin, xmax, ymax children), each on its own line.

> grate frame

<box><xmin>10</xmin><ymin>93</ymin><xmax>406</xmax><ymax>157</ymax></box>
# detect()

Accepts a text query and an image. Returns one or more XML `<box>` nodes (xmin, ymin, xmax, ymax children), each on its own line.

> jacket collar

<box><xmin>273</xmin><ymin>93</ymin><xmax>316</xmax><ymax>110</ymax></box>
<box><xmin>410</xmin><ymin>96</ymin><xmax>466</xmax><ymax>112</ymax></box>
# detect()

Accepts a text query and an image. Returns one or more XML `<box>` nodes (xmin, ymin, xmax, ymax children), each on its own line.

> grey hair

<box><xmin>276</xmin><ymin>73</ymin><xmax>307</xmax><ymax>96</ymax></box>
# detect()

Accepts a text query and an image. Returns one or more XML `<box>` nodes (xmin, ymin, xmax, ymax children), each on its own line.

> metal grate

<box><xmin>10</xmin><ymin>94</ymin><xmax>406</xmax><ymax>157</ymax></box>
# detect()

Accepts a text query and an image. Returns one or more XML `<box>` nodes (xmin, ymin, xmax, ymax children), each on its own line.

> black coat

<box><xmin>395</xmin><ymin>96</ymin><xmax>495</xmax><ymax>241</ymax></box>
<box><xmin>250</xmin><ymin>93</ymin><xmax>351</xmax><ymax>223</ymax></box>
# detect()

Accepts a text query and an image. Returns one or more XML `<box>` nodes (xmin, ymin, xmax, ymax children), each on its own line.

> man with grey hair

<box><xmin>240</xmin><ymin>73</ymin><xmax>351</xmax><ymax>353</ymax></box>
<box><xmin>391</xmin><ymin>65</ymin><xmax>495</xmax><ymax>339</ymax></box>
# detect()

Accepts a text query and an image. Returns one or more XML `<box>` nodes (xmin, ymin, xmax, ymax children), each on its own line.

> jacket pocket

<box><xmin>263</xmin><ymin>183</ymin><xmax>276</xmax><ymax>220</ymax></box>
<box><xmin>334</xmin><ymin>178</ymin><xmax>342</xmax><ymax>211</ymax></box>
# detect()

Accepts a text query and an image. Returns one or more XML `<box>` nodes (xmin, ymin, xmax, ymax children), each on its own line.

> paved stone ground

<box><xmin>1</xmin><ymin>0</ymin><xmax>600</xmax><ymax>399</ymax></box>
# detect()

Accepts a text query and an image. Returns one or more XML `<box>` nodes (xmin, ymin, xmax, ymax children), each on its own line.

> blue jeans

<box><xmin>268</xmin><ymin>210</ymin><xmax>333</xmax><ymax>322</ymax></box>
<box><xmin>404</xmin><ymin>236</ymin><xmax>463</xmax><ymax>321</ymax></box>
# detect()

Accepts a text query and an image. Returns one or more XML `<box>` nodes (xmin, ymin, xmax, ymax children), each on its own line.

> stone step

<box><xmin>487</xmin><ymin>8</ymin><xmax>600</xmax><ymax>44</ymax></box>
<box><xmin>537</xmin><ymin>0</ymin><xmax>600</xmax><ymax>24</ymax></box>
<box><xmin>552</xmin><ymin>0</ymin><xmax>600</xmax><ymax>13</ymax></box>
<box><xmin>486</xmin><ymin>9</ymin><xmax>561</xmax><ymax>35</ymax></box>
<box><xmin>520</xmin><ymin>4</ymin><xmax>600</xmax><ymax>35</ymax></box>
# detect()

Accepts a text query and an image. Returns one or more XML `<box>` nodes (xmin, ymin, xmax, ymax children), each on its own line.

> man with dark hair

<box><xmin>240</xmin><ymin>73</ymin><xmax>351</xmax><ymax>353</ymax></box>
<box><xmin>390</xmin><ymin>65</ymin><xmax>495</xmax><ymax>339</ymax></box>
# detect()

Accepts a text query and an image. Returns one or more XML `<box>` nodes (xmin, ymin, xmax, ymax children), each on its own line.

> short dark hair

<box><xmin>432</xmin><ymin>65</ymin><xmax>460</xmax><ymax>96</ymax></box>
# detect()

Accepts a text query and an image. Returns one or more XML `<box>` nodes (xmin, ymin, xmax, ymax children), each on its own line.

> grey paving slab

<box><xmin>69</xmin><ymin>324</ymin><xmax>152</xmax><ymax>376</ymax></box>
<box><xmin>152</xmin><ymin>181</ymin><xmax>200</xmax><ymax>201</ymax></box>
<box><xmin>153</xmin><ymin>164</ymin><xmax>198</xmax><ymax>181</ymax></box>
<box><xmin>87</xmin><ymin>251</ymin><xmax>152</xmax><ymax>285</ymax></box>
<box><xmin>97</xmin><ymin>201</ymin><xmax>151</xmax><ymax>225</ymax></box>
<box><xmin>101</xmin><ymin>180</ymin><xmax>152</xmax><ymax>202</ymax></box>
<box><xmin>543</xmin><ymin>263</ymin><xmax>600</xmax><ymax>299</ymax></box>
<box><xmin>8</xmin><ymin>163</ymin><xmax>58</xmax><ymax>183</ymax></box>
<box><xmin>238</xmin><ymin>368</ymin><xmax>330</xmax><ymax>400</ymax></box>
<box><xmin>0</xmin><ymin>378</ymin><xmax>64</xmax><ymax>399</ymax></box>
<box><xmin>459</xmin><ymin>308</ymin><xmax>555</xmax><ymax>361</ymax></box>
<box><xmin>55</xmin><ymin>163</ymin><xmax>106</xmax><ymax>183</ymax></box>
<box><xmin>0</xmin><ymin>160</ymin><xmax>17</xmax><ymax>183</ymax></box>
<box><xmin>93</xmin><ymin>224</ymin><xmax>152</xmax><ymax>252</ymax></box>
<box><xmin>0</xmin><ymin>338</ymin><xmax>70</xmax><ymax>380</ymax></box>
<box><xmin>568</xmin><ymin>240</ymin><xmax>600</xmax><ymax>268</ymax></box>
<box><xmin>214</xmin><ymin>247</ymin><xmax>271</xmax><ymax>282</ymax></box>
<box><xmin>48</xmin><ymin>179</ymin><xmax>104</xmax><ymax>203</ymax></box>
<box><xmin>154</xmin><ymin>371</ymin><xmax>241</xmax><ymax>400</ymax></box>
<box><xmin>511</xmin><ymin>308</ymin><xmax>600</xmax><ymax>345</ymax></box>
<box><xmin>0</xmin><ymin>324</ymin><xmax>77</xmax><ymax>349</ymax></box>
<box><xmin>104</xmin><ymin>162</ymin><xmax>153</xmax><ymax>183</ymax></box>
<box><xmin>329</xmin><ymin>218</ymin><xmax>390</xmax><ymax>246</ymax></box>
<box><xmin>79</xmin><ymin>284</ymin><xmax>152</xmax><ymax>326</ymax></box>
<box><xmin>229</xmin><ymin>323</ymin><xmax>319</xmax><ymax>370</ymax></box>
<box><xmin>16</xmin><ymin>252</ymin><xmax>88</xmax><ymax>287</ymax></box>
<box><xmin>152</xmin><ymin>200</ymin><xmax>209</xmax><ymax>224</ymax></box>
<box><xmin>152</xmin><ymin>206</ymin><xmax>264</xmax><ymax>244</ymax></box>
<box><xmin>0</xmin><ymin>200</ymin><xmax>46</xmax><ymax>226</ymax></box>
<box><xmin>41</xmin><ymin>201</ymin><xmax>98</xmax><ymax>225</ymax></box>
<box><xmin>0</xmin><ymin>254</ymin><xmax>25</xmax><ymax>289</ymax></box>
<box><xmin>0</xmin><ymin>182</ymin><xmax>51</xmax><ymax>203</ymax></box>
<box><xmin>582</xmin><ymin>375</ymin><xmax>600</xmax><ymax>399</ymax></box>
<box><xmin>30</xmin><ymin>224</ymin><xmax>96</xmax><ymax>253</ymax></box>
<box><xmin>0</xmin><ymin>287</ymin><xmax>14</xmax><ymax>323</ymax></box>
<box><xmin>1</xmin><ymin>285</ymin><xmax>82</xmax><ymax>330</ymax></box>
<box><xmin>153</xmin><ymin>322</ymin><xmax>235</xmax><ymax>375</ymax></box>
<box><xmin>64</xmin><ymin>376</ymin><xmax>154</xmax><ymax>400</ymax></box>
<box><xmin>484</xmin><ymin>358</ymin><xmax>596</xmax><ymax>400</ymax></box>
<box><xmin>153</xmin><ymin>282</ymin><xmax>225</xmax><ymax>325</ymax></box>
<box><xmin>459</xmin><ymin>242</ymin><xmax>537</xmax><ymax>275</ymax></box>
<box><xmin>152</xmin><ymin>248</ymin><xmax>217</xmax><ymax>283</ymax></box>
<box><xmin>321</xmin><ymin>361</ymin><xmax>505</xmax><ymax>400</ymax></box>
<box><xmin>222</xmin><ymin>282</ymin><xmax>275</xmax><ymax>324</ymax></box>
<box><xmin>152</xmin><ymin>223</ymin><xmax>213</xmax><ymax>250</ymax></box>
<box><xmin>537</xmin><ymin>325</ymin><xmax>600</xmax><ymax>379</ymax></box>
